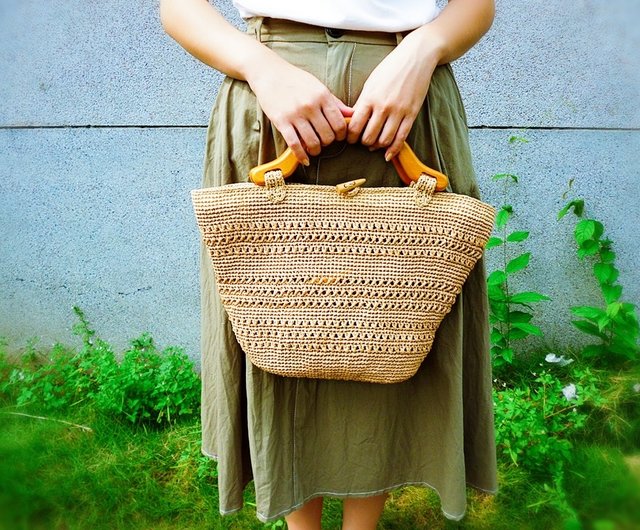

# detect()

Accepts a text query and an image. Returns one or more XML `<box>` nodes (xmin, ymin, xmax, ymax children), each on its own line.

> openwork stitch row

<box><xmin>242</xmin><ymin>340</ymin><xmax>432</xmax><ymax>353</ymax></box>
<box><xmin>201</xmin><ymin>218</ymin><xmax>463</xmax><ymax>232</ymax></box>
<box><xmin>216</xmin><ymin>276</ymin><xmax>461</xmax><ymax>291</ymax></box>
<box><xmin>211</xmin><ymin>230</ymin><xmax>484</xmax><ymax>250</ymax></box>
<box><xmin>240</xmin><ymin>328</ymin><xmax>436</xmax><ymax>341</ymax></box>
<box><xmin>211</xmin><ymin>244</ymin><xmax>482</xmax><ymax>262</ymax></box>
<box><xmin>219</xmin><ymin>286</ymin><xmax>458</xmax><ymax>303</ymax></box>
<box><xmin>200</xmin><ymin>218</ymin><xmax>485</xmax><ymax>233</ymax></box>
<box><xmin>224</xmin><ymin>298</ymin><xmax>452</xmax><ymax>311</ymax></box>
<box><xmin>213</xmin><ymin>268</ymin><xmax>471</xmax><ymax>286</ymax></box>
<box><xmin>233</xmin><ymin>317</ymin><xmax>440</xmax><ymax>330</ymax></box>
<box><xmin>201</xmin><ymin>221</ymin><xmax>491</xmax><ymax>245</ymax></box>
<box><xmin>249</xmin><ymin>358</ymin><xmax>423</xmax><ymax>369</ymax></box>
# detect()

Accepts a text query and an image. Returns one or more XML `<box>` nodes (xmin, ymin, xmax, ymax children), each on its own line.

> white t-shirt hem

<box><xmin>233</xmin><ymin>1</ymin><xmax>440</xmax><ymax>33</ymax></box>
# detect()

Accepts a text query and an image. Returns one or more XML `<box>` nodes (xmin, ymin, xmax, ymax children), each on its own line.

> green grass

<box><xmin>1</xmin><ymin>322</ymin><xmax>638</xmax><ymax>530</ymax></box>
<box><xmin>1</xmin><ymin>400</ymin><xmax>638</xmax><ymax>530</ymax></box>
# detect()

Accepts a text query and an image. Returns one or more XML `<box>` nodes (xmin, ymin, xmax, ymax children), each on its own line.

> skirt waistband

<box><xmin>246</xmin><ymin>17</ymin><xmax>406</xmax><ymax>45</ymax></box>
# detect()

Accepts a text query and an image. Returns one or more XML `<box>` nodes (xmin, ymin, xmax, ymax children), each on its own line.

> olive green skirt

<box><xmin>199</xmin><ymin>17</ymin><xmax>498</xmax><ymax>523</ymax></box>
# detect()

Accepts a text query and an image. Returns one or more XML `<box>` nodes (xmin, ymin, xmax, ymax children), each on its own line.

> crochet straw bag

<box><xmin>192</xmin><ymin>138</ymin><xmax>495</xmax><ymax>384</ymax></box>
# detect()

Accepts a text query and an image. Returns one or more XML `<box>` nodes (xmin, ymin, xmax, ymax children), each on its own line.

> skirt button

<box><xmin>325</xmin><ymin>28</ymin><xmax>345</xmax><ymax>38</ymax></box>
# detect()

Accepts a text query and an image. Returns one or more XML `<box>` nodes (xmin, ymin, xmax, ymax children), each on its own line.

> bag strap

<box><xmin>248</xmin><ymin>118</ymin><xmax>449</xmax><ymax>191</ymax></box>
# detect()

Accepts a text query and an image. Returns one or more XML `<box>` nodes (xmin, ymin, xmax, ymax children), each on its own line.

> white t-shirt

<box><xmin>232</xmin><ymin>1</ymin><xmax>440</xmax><ymax>32</ymax></box>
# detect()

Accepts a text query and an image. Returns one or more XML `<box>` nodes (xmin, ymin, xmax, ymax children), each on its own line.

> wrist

<box><xmin>239</xmin><ymin>42</ymin><xmax>289</xmax><ymax>88</ymax></box>
<box><xmin>405</xmin><ymin>24</ymin><xmax>447</xmax><ymax>67</ymax></box>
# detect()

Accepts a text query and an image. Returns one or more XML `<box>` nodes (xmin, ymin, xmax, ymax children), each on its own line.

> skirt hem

<box><xmin>252</xmin><ymin>478</ymin><xmax>497</xmax><ymax>523</ymax></box>
<box><xmin>201</xmin><ymin>447</ymin><xmax>219</xmax><ymax>460</ymax></box>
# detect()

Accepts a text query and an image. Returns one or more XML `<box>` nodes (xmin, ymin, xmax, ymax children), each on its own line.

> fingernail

<box><xmin>302</xmin><ymin>158</ymin><xmax>310</xmax><ymax>166</ymax></box>
<box><xmin>385</xmin><ymin>152</ymin><xmax>393</xmax><ymax>162</ymax></box>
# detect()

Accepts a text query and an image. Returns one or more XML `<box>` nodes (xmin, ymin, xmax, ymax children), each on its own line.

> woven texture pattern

<box><xmin>192</xmin><ymin>173</ymin><xmax>495</xmax><ymax>383</ymax></box>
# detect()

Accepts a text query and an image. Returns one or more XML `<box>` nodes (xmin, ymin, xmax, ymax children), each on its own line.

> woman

<box><xmin>160</xmin><ymin>1</ymin><xmax>498</xmax><ymax>529</ymax></box>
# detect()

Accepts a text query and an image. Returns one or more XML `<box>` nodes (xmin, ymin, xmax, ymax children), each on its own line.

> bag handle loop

<box><xmin>248</xmin><ymin>118</ymin><xmax>449</xmax><ymax>191</ymax></box>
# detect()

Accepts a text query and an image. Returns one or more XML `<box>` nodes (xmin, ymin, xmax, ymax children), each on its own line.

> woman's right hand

<box><xmin>246</xmin><ymin>60</ymin><xmax>353</xmax><ymax>165</ymax></box>
<box><xmin>160</xmin><ymin>0</ymin><xmax>351</xmax><ymax>164</ymax></box>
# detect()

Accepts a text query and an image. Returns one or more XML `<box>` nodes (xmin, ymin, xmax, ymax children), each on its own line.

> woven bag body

<box><xmin>192</xmin><ymin>173</ymin><xmax>495</xmax><ymax>384</ymax></box>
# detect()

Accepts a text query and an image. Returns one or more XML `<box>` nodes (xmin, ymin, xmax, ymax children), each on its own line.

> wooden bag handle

<box><xmin>248</xmin><ymin>118</ymin><xmax>449</xmax><ymax>191</ymax></box>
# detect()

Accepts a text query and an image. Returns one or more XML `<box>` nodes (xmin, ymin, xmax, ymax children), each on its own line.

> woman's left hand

<box><xmin>346</xmin><ymin>28</ymin><xmax>443</xmax><ymax>161</ymax></box>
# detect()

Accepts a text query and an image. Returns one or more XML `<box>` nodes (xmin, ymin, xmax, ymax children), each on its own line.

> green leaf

<box><xmin>509</xmin><ymin>135</ymin><xmax>529</xmax><ymax>145</ymax></box>
<box><xmin>593</xmin><ymin>263</ymin><xmax>619</xmax><ymax>285</ymax></box>
<box><xmin>571</xmin><ymin>306</ymin><xmax>606</xmax><ymax>320</ymax></box>
<box><xmin>488</xmin><ymin>284</ymin><xmax>508</xmax><ymax>301</ymax></box>
<box><xmin>572</xmin><ymin>320</ymin><xmax>606</xmax><ymax>338</ymax></box>
<box><xmin>593</xmin><ymin>221</ymin><xmax>604</xmax><ymax>240</ymax></box>
<box><xmin>487</xmin><ymin>270</ymin><xmax>507</xmax><ymax>286</ymax></box>
<box><xmin>506</xmin><ymin>253</ymin><xmax>531</xmax><ymax>275</ymax></box>
<box><xmin>490</xmin><ymin>329</ymin><xmax>505</xmax><ymax>345</ymax></box>
<box><xmin>506</xmin><ymin>231</ymin><xmax>529</xmax><ymax>243</ymax></box>
<box><xmin>606</xmin><ymin>302</ymin><xmax>623</xmax><ymax>319</ymax></box>
<box><xmin>495</xmin><ymin>206</ymin><xmax>513</xmax><ymax>228</ymax></box>
<box><xmin>597</xmin><ymin>315</ymin><xmax>612</xmax><ymax>332</ymax></box>
<box><xmin>509</xmin><ymin>292</ymin><xmax>550</xmax><ymax>304</ymax></box>
<box><xmin>492</xmin><ymin>173</ymin><xmax>519</xmax><ymax>182</ymax></box>
<box><xmin>486</xmin><ymin>236</ymin><xmax>503</xmax><ymax>250</ymax></box>
<box><xmin>558</xmin><ymin>199</ymin><xmax>584</xmax><ymax>220</ymax></box>
<box><xmin>572</xmin><ymin>200</ymin><xmax>585</xmax><ymax>217</ymax></box>
<box><xmin>617</xmin><ymin>305</ymin><xmax>639</xmax><ymax>327</ymax></box>
<box><xmin>575</xmin><ymin>220</ymin><xmax>596</xmax><ymax>244</ymax></box>
<box><xmin>508</xmin><ymin>311</ymin><xmax>533</xmax><ymax>324</ymax></box>
<box><xmin>600</xmin><ymin>248</ymin><xmax>616</xmax><ymax>263</ymax></box>
<box><xmin>607</xmin><ymin>341</ymin><xmax>638</xmax><ymax>360</ymax></box>
<box><xmin>501</xmin><ymin>348</ymin><xmax>515</xmax><ymax>363</ymax></box>
<box><xmin>490</xmin><ymin>302</ymin><xmax>510</xmax><ymax>322</ymax></box>
<box><xmin>511</xmin><ymin>322</ymin><xmax>543</xmax><ymax>336</ymax></box>
<box><xmin>507</xmin><ymin>327</ymin><xmax>529</xmax><ymax>341</ymax></box>
<box><xmin>577</xmin><ymin>240</ymin><xmax>600</xmax><ymax>259</ymax></box>
<box><xmin>610</xmin><ymin>333</ymin><xmax>640</xmax><ymax>352</ymax></box>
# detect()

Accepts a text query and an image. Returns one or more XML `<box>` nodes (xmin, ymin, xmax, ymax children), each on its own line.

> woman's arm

<box><xmin>347</xmin><ymin>0</ymin><xmax>496</xmax><ymax>161</ymax></box>
<box><xmin>159</xmin><ymin>0</ymin><xmax>351</xmax><ymax>165</ymax></box>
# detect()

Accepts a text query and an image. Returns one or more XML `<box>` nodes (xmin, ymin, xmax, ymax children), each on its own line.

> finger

<box><xmin>280</xmin><ymin>124</ymin><xmax>310</xmax><ymax>166</ymax></box>
<box><xmin>294</xmin><ymin>120</ymin><xmax>323</xmax><ymax>157</ymax></box>
<box><xmin>360</xmin><ymin>110</ymin><xmax>387</xmax><ymax>147</ymax></box>
<box><xmin>346</xmin><ymin>105</ymin><xmax>371</xmax><ymax>144</ymax></box>
<box><xmin>384</xmin><ymin>117</ymin><xmax>413</xmax><ymax>162</ymax></box>
<box><xmin>308</xmin><ymin>111</ymin><xmax>336</xmax><ymax>147</ymax></box>
<box><xmin>334</xmin><ymin>96</ymin><xmax>354</xmax><ymax>118</ymax></box>
<box><xmin>323</xmin><ymin>98</ymin><xmax>350</xmax><ymax>141</ymax></box>
<box><xmin>373</xmin><ymin>113</ymin><xmax>403</xmax><ymax>150</ymax></box>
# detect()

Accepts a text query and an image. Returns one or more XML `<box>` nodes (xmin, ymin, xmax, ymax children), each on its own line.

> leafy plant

<box><xmin>0</xmin><ymin>338</ymin><xmax>14</xmax><ymax>400</ymax></box>
<box><xmin>493</xmin><ymin>355</ymin><xmax>604</xmax><ymax>477</ymax></box>
<box><xmin>175</xmin><ymin>424</ymin><xmax>218</xmax><ymax>485</ymax></box>
<box><xmin>487</xmin><ymin>136</ymin><xmax>550</xmax><ymax>370</ymax></box>
<box><xmin>93</xmin><ymin>332</ymin><xmax>200</xmax><ymax>424</ymax></box>
<box><xmin>559</xmin><ymin>193</ymin><xmax>640</xmax><ymax>366</ymax></box>
<box><xmin>4</xmin><ymin>307</ymin><xmax>200</xmax><ymax>425</ymax></box>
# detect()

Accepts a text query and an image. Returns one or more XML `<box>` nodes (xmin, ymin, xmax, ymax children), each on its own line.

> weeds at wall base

<box><xmin>1</xmin><ymin>316</ymin><xmax>639</xmax><ymax>529</ymax></box>
<box><xmin>1</xmin><ymin>306</ymin><xmax>201</xmax><ymax>427</ymax></box>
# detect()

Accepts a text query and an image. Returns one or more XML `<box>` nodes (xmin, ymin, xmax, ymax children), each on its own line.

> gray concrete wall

<box><xmin>1</xmin><ymin>0</ymin><xmax>638</xmax><ymax>361</ymax></box>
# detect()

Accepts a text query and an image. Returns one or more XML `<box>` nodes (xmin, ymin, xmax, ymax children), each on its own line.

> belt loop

<box><xmin>395</xmin><ymin>31</ymin><xmax>404</xmax><ymax>45</ymax></box>
<box><xmin>252</xmin><ymin>16</ymin><xmax>264</xmax><ymax>42</ymax></box>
